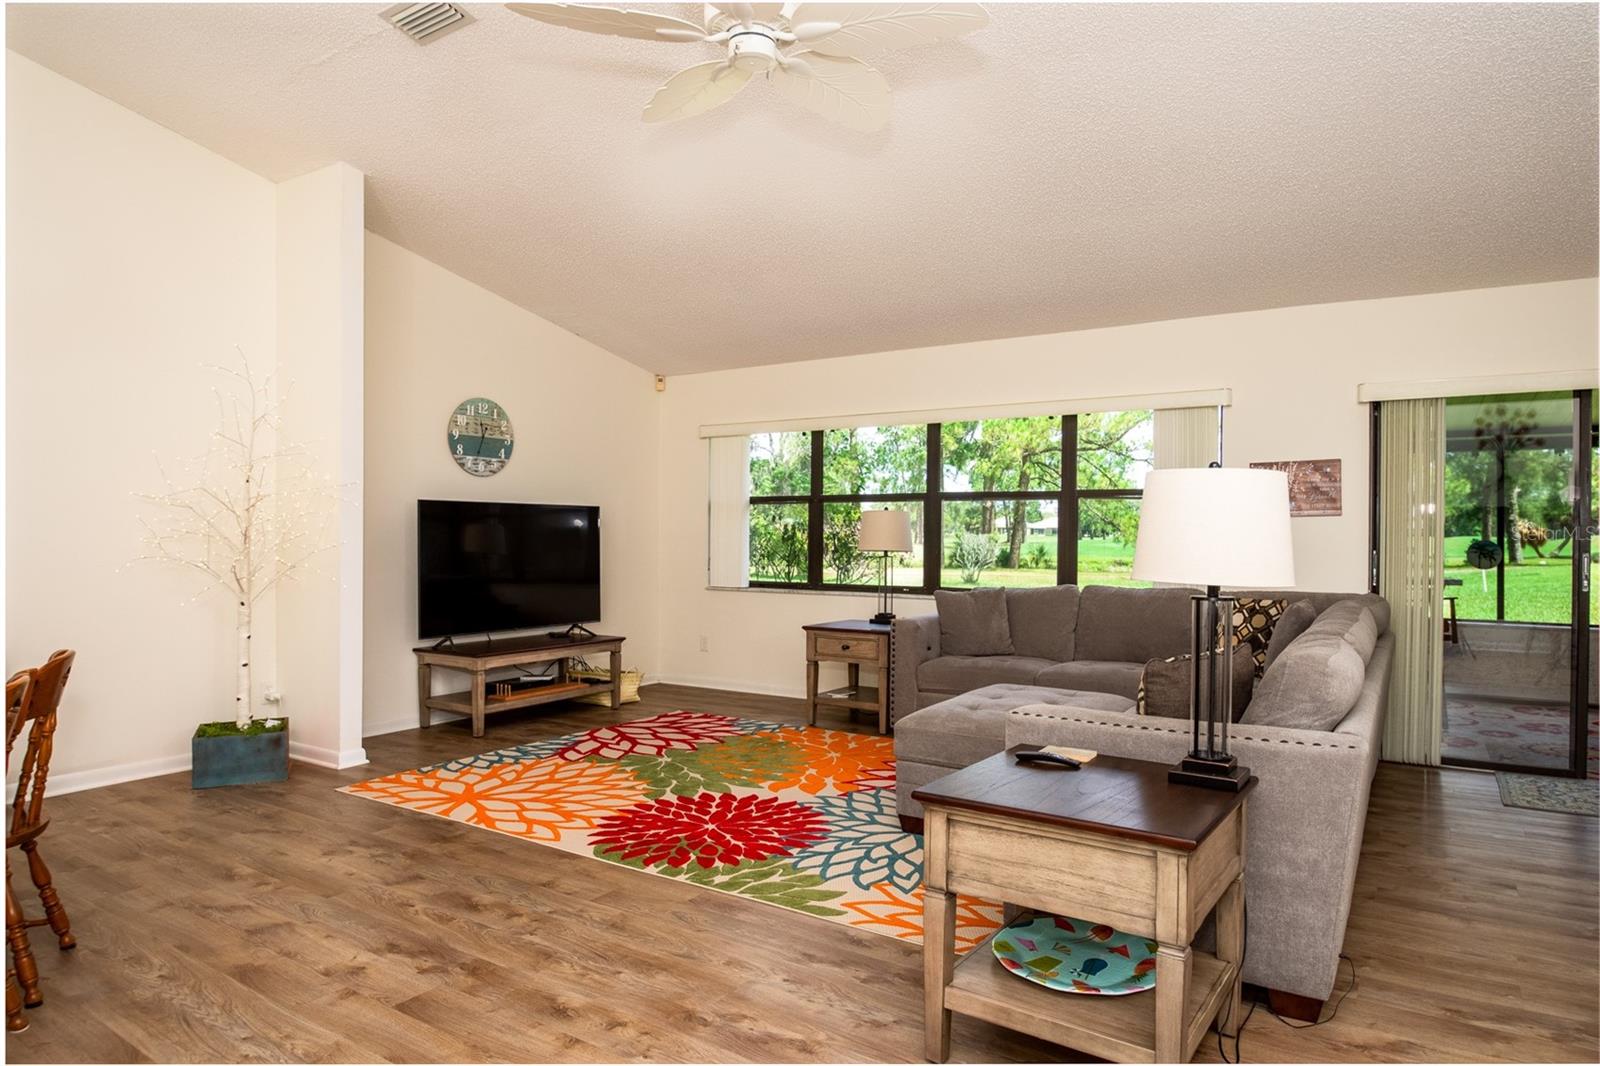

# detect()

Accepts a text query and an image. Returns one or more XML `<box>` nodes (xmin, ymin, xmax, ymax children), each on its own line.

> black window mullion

<box><xmin>1061</xmin><ymin>414</ymin><xmax>1075</xmax><ymax>585</ymax></box>
<box><xmin>925</xmin><ymin>423</ymin><xmax>942</xmax><ymax>593</ymax></box>
<box><xmin>807</xmin><ymin>430</ymin><xmax>824</xmax><ymax>586</ymax></box>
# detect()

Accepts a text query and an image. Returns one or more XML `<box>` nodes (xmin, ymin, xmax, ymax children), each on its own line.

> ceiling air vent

<box><xmin>382</xmin><ymin>3</ymin><xmax>474</xmax><ymax>44</ymax></box>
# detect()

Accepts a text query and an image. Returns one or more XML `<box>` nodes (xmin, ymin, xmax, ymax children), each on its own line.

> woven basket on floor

<box><xmin>566</xmin><ymin>657</ymin><xmax>642</xmax><ymax>705</ymax></box>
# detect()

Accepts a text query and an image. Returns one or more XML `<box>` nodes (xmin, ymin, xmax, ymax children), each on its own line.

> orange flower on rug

<box><xmin>841</xmin><ymin>883</ymin><xmax>1004</xmax><ymax>951</ymax></box>
<box><xmin>343</xmin><ymin>756</ymin><xmax>649</xmax><ymax>841</ymax></box>
<box><xmin>340</xmin><ymin>712</ymin><xmax>1000</xmax><ymax>949</ymax></box>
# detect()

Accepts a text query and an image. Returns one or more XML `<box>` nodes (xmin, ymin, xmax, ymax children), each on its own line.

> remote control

<box><xmin>1014</xmin><ymin>749</ymin><xmax>1082</xmax><ymax>770</ymax></box>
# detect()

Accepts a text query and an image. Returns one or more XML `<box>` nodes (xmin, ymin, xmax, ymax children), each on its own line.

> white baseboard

<box><xmin>14</xmin><ymin>752</ymin><xmax>192</xmax><ymax>799</ymax></box>
<box><xmin>288</xmin><ymin>740</ymin><xmax>368</xmax><ymax>769</ymax></box>
<box><xmin>10</xmin><ymin>739</ymin><xmax>366</xmax><ymax>801</ymax></box>
<box><xmin>651</xmin><ymin>673</ymin><xmax>806</xmax><ymax>700</ymax></box>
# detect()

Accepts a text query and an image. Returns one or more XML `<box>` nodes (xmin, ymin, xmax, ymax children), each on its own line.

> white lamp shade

<box><xmin>858</xmin><ymin>509</ymin><xmax>913</xmax><ymax>553</ymax></box>
<box><xmin>1132</xmin><ymin>468</ymin><xmax>1296</xmax><ymax>588</ymax></box>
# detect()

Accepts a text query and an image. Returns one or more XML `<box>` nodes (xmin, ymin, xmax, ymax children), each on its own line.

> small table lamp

<box><xmin>1132</xmin><ymin>465</ymin><xmax>1295</xmax><ymax>790</ymax></box>
<box><xmin>859</xmin><ymin>509</ymin><xmax>913</xmax><ymax>625</ymax></box>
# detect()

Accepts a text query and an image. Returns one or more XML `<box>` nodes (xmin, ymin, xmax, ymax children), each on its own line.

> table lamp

<box><xmin>1132</xmin><ymin>465</ymin><xmax>1295</xmax><ymax>790</ymax></box>
<box><xmin>859</xmin><ymin>509</ymin><xmax>913</xmax><ymax>625</ymax></box>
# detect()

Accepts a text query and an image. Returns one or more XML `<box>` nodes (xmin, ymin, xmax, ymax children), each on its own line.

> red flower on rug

<box><xmin>590</xmin><ymin>792</ymin><xmax>829</xmax><ymax>869</ymax></box>
<box><xmin>553</xmin><ymin>711</ymin><xmax>745</xmax><ymax>762</ymax></box>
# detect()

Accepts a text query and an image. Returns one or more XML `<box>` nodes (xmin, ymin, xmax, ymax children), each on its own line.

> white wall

<box><xmin>362</xmin><ymin>233</ymin><xmax>661</xmax><ymax>737</ymax></box>
<box><xmin>6</xmin><ymin>54</ymin><xmax>278</xmax><ymax>788</ymax></box>
<box><xmin>655</xmin><ymin>279</ymin><xmax>1600</xmax><ymax>698</ymax></box>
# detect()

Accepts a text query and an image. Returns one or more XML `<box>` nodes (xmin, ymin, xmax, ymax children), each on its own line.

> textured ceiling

<box><xmin>8</xmin><ymin>3</ymin><xmax>1597</xmax><ymax>375</ymax></box>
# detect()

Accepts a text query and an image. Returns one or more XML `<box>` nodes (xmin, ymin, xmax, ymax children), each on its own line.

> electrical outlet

<box><xmin>699</xmin><ymin>635</ymin><xmax>709</xmax><ymax>652</ymax></box>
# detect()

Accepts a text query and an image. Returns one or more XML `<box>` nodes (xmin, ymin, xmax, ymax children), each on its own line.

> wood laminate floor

<box><xmin>8</xmin><ymin>684</ymin><xmax>1598</xmax><ymax>1063</ymax></box>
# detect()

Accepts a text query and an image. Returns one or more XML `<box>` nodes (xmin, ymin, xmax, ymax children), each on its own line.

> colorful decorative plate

<box><xmin>991</xmin><ymin>914</ymin><xmax>1158</xmax><ymax>995</ymax></box>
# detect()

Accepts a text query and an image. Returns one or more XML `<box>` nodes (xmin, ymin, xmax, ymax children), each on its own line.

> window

<box><xmin>743</xmin><ymin>411</ymin><xmax>1155</xmax><ymax>591</ymax></box>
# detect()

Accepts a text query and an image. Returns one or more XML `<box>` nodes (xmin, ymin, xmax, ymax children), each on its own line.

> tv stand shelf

<box><xmin>414</xmin><ymin>632</ymin><xmax>625</xmax><ymax>738</ymax></box>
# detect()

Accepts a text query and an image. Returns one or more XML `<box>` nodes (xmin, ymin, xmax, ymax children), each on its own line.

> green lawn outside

<box><xmin>1443</xmin><ymin>535</ymin><xmax>1596</xmax><ymax>624</ymax></box>
<box><xmin>764</xmin><ymin>530</ymin><xmax>1598</xmax><ymax>621</ymax></box>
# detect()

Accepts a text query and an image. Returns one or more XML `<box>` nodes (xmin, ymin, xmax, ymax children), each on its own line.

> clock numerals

<box><xmin>449</xmin><ymin>397</ymin><xmax>513</xmax><ymax>478</ymax></box>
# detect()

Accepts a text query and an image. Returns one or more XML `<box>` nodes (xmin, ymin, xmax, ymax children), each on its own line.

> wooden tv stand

<box><xmin>414</xmin><ymin>632</ymin><xmax>625</xmax><ymax>738</ymax></box>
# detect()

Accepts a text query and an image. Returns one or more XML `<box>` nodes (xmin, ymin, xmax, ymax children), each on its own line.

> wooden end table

<box><xmin>803</xmin><ymin>619</ymin><xmax>892</xmax><ymax>734</ymax></box>
<box><xmin>414</xmin><ymin>632</ymin><xmax>625</xmax><ymax>738</ymax></box>
<box><xmin>913</xmin><ymin>748</ymin><xmax>1253</xmax><ymax>1064</ymax></box>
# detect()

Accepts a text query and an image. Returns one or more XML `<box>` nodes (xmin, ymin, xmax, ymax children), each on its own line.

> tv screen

<box><xmin>417</xmin><ymin>500</ymin><xmax>600</xmax><ymax>639</ymax></box>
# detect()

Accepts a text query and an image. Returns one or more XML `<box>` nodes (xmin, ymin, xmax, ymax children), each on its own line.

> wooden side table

<box><xmin>914</xmin><ymin>748</ymin><xmax>1253</xmax><ymax>1064</ymax></box>
<box><xmin>803</xmin><ymin>619</ymin><xmax>892</xmax><ymax>734</ymax></box>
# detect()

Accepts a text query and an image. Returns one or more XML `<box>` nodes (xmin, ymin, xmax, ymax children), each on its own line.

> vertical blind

<box><xmin>1153</xmin><ymin>406</ymin><xmax>1221</xmax><ymax>469</ymax></box>
<box><xmin>707</xmin><ymin>436</ymin><xmax>751</xmax><ymax>588</ymax></box>
<box><xmin>1377</xmin><ymin>397</ymin><xmax>1446</xmax><ymax>765</ymax></box>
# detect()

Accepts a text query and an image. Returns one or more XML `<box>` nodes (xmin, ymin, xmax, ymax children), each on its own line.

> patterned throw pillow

<box><xmin>1231</xmin><ymin>597</ymin><xmax>1289</xmax><ymax>678</ymax></box>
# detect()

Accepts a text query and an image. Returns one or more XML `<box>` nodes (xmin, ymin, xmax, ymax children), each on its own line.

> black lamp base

<box><xmin>870</xmin><ymin>612</ymin><xmax>895</xmax><ymax>625</ymax></box>
<box><xmin>1168</xmin><ymin>753</ymin><xmax>1252</xmax><ymax>792</ymax></box>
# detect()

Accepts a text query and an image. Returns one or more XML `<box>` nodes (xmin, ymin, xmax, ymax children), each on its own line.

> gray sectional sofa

<box><xmin>890</xmin><ymin>584</ymin><xmax>1393</xmax><ymax>1016</ymax></box>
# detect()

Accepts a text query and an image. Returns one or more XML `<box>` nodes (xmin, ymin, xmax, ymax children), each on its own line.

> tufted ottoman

<box><xmin>893</xmin><ymin>683</ymin><xmax>1135</xmax><ymax>832</ymax></box>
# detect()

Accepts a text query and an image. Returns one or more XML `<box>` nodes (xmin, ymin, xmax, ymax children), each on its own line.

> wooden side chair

<box><xmin>6</xmin><ymin>649</ymin><xmax>77</xmax><ymax>1019</ymax></box>
<box><xmin>5</xmin><ymin>672</ymin><xmax>31</xmax><ymax>1033</ymax></box>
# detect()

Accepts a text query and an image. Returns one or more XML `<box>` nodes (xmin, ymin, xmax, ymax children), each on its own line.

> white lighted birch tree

<box><xmin>137</xmin><ymin>348</ymin><xmax>336</xmax><ymax>729</ymax></box>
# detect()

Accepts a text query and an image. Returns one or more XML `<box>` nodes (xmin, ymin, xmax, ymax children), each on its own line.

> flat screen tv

<box><xmin>417</xmin><ymin>500</ymin><xmax>600</xmax><ymax>639</ymax></box>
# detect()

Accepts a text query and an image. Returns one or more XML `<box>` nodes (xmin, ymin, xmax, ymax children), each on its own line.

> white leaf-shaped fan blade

<box><xmin>709</xmin><ymin>2</ymin><xmax>785</xmax><ymax>21</ymax></box>
<box><xmin>505</xmin><ymin>3</ymin><xmax>707</xmax><ymax>42</ymax></box>
<box><xmin>771</xmin><ymin>51</ymin><xmax>890</xmax><ymax>132</ymax></box>
<box><xmin>789</xmin><ymin>3</ymin><xmax>988</xmax><ymax>59</ymax></box>
<box><xmin>643</xmin><ymin>61</ymin><xmax>753</xmax><ymax>123</ymax></box>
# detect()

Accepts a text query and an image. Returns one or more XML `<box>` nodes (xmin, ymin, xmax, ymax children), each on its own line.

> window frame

<box><xmin>745</xmin><ymin>415</ymin><xmax>1147</xmax><ymax>592</ymax></box>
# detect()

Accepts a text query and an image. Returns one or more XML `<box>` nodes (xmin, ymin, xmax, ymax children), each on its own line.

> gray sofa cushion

<box><xmin>1034</xmin><ymin>660</ymin><xmax>1145</xmax><ymax>700</ymax></box>
<box><xmin>895</xmin><ymin>683</ymin><xmax>1135</xmax><ymax>769</ymax></box>
<box><xmin>935</xmin><ymin>587</ymin><xmax>1014</xmax><ymax>656</ymax></box>
<box><xmin>1244</xmin><ymin>605</ymin><xmax>1369</xmax><ymax>731</ymax></box>
<box><xmin>1003</xmin><ymin>585</ymin><xmax>1079</xmax><ymax>661</ymax></box>
<box><xmin>1263</xmin><ymin>599</ymin><xmax>1317</xmax><ymax>670</ymax></box>
<box><xmin>917</xmin><ymin>655</ymin><xmax>1056</xmax><ymax>693</ymax></box>
<box><xmin>1073</xmin><ymin>585</ymin><xmax>1194</xmax><ymax>664</ymax></box>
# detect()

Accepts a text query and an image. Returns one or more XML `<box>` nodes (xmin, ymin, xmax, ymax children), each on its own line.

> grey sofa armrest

<box><xmin>1004</xmin><ymin>705</ymin><xmax>1373</xmax><ymax>1004</ymax></box>
<box><xmin>891</xmin><ymin>614</ymin><xmax>940</xmax><ymax>726</ymax></box>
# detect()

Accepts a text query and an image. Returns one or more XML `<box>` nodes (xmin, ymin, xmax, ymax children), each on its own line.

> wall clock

<box><xmin>448</xmin><ymin>397</ymin><xmax>514</xmax><ymax>477</ymax></box>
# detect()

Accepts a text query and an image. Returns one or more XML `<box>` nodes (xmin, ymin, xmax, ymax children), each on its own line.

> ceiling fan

<box><xmin>504</xmin><ymin>2</ymin><xmax>989</xmax><ymax>131</ymax></box>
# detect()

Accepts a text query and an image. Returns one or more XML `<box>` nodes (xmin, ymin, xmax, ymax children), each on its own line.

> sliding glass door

<box><xmin>1431</xmin><ymin>390</ymin><xmax>1595</xmax><ymax>777</ymax></box>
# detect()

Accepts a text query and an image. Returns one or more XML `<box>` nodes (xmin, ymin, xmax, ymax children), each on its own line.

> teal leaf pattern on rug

<box><xmin>598</xmin><ymin>852</ymin><xmax>848</xmax><ymax>917</ymax></box>
<box><xmin>788</xmin><ymin>788</ymin><xmax>921</xmax><ymax>893</ymax></box>
<box><xmin>420</xmin><ymin>734</ymin><xmax>573</xmax><ymax>773</ymax></box>
<box><xmin>726</xmin><ymin>718</ymin><xmax>789</xmax><ymax>735</ymax></box>
<box><xmin>618</xmin><ymin>733</ymin><xmax>809</xmax><ymax>799</ymax></box>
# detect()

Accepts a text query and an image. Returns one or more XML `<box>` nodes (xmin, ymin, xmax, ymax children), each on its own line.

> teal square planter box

<box><xmin>191</xmin><ymin>719</ymin><xmax>289</xmax><ymax>789</ymax></box>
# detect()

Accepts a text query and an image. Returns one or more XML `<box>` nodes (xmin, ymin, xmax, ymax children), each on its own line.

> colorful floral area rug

<box><xmin>340</xmin><ymin>711</ymin><xmax>1001</xmax><ymax>951</ymax></box>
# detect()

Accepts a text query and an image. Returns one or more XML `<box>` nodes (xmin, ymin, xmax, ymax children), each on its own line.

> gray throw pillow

<box><xmin>1343</xmin><ymin>607</ymin><xmax>1379</xmax><ymax>663</ymax></box>
<box><xmin>1262</xmin><ymin>599</ymin><xmax>1317</xmax><ymax>671</ymax></box>
<box><xmin>935</xmin><ymin>587</ymin><xmax>1014</xmax><ymax>656</ymax></box>
<box><xmin>1137</xmin><ymin>650</ymin><xmax>1255</xmax><ymax>720</ymax></box>
<box><xmin>1243</xmin><ymin>631</ymin><xmax>1365</xmax><ymax>731</ymax></box>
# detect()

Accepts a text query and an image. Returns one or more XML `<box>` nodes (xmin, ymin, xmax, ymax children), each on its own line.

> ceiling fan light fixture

<box><xmin>730</xmin><ymin>32</ymin><xmax>780</xmax><ymax>72</ymax></box>
<box><xmin>505</xmin><ymin>2</ymin><xmax>989</xmax><ymax>131</ymax></box>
